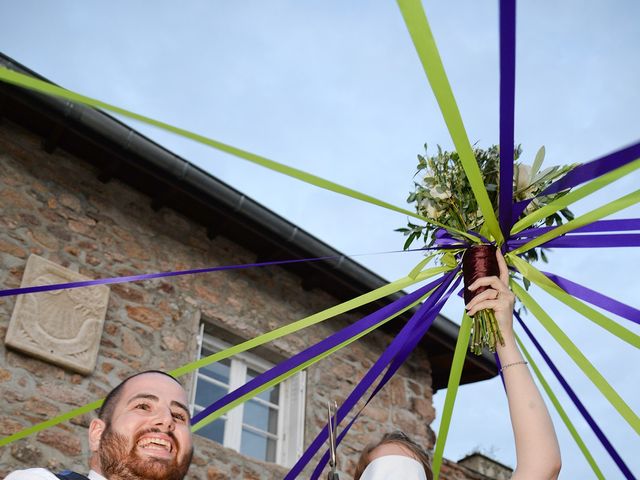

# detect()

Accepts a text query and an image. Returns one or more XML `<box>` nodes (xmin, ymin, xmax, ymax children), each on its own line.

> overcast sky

<box><xmin>1</xmin><ymin>1</ymin><xmax>639</xmax><ymax>478</ymax></box>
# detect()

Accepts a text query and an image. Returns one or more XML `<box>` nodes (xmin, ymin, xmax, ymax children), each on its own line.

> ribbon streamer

<box><xmin>0</xmin><ymin>248</ymin><xmax>452</xmax><ymax>299</ymax></box>
<box><xmin>510</xmin><ymin>255</ymin><xmax>640</xmax><ymax>348</ymax></box>
<box><xmin>541</xmin><ymin>271</ymin><xmax>640</xmax><ymax>326</ymax></box>
<box><xmin>498</xmin><ymin>0</ymin><xmax>516</xmax><ymax>237</ymax></box>
<box><xmin>515</xmin><ymin>313</ymin><xmax>635</xmax><ymax>479</ymax></box>
<box><xmin>511</xmin><ymin>159</ymin><xmax>640</xmax><ymax>235</ymax></box>
<box><xmin>511</xmin><ymin>142</ymin><xmax>640</xmax><ymax>224</ymax></box>
<box><xmin>511</xmin><ymin>189</ymin><xmax>640</xmax><ymax>254</ymax></box>
<box><xmin>192</xmin><ymin>274</ymin><xmax>446</xmax><ymax>429</ymax></box>
<box><xmin>513</xmin><ymin>218</ymin><xmax>640</xmax><ymax>238</ymax></box>
<box><xmin>286</xmin><ymin>269</ymin><xmax>459</xmax><ymax>479</ymax></box>
<box><xmin>511</xmin><ymin>281</ymin><xmax>640</xmax><ymax>435</ymax></box>
<box><xmin>514</xmin><ymin>334</ymin><xmax>606</xmax><ymax>479</ymax></box>
<box><xmin>0</xmin><ymin>67</ymin><xmax>434</xmax><ymax>226</ymax></box>
<box><xmin>396</xmin><ymin>0</ymin><xmax>503</xmax><ymax>243</ymax></box>
<box><xmin>507</xmin><ymin>233</ymin><xmax>640</xmax><ymax>249</ymax></box>
<box><xmin>309</xmin><ymin>276</ymin><xmax>461</xmax><ymax>479</ymax></box>
<box><xmin>0</xmin><ymin>265</ymin><xmax>449</xmax><ymax>447</ymax></box>
<box><xmin>431</xmin><ymin>312</ymin><xmax>473</xmax><ymax>480</ymax></box>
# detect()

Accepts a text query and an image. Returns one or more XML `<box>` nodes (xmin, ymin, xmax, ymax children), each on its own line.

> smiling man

<box><xmin>7</xmin><ymin>371</ymin><xmax>194</xmax><ymax>480</ymax></box>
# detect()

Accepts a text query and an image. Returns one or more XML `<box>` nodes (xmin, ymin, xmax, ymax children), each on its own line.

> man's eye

<box><xmin>172</xmin><ymin>412</ymin><xmax>186</xmax><ymax>421</ymax></box>
<box><xmin>135</xmin><ymin>403</ymin><xmax>151</xmax><ymax>411</ymax></box>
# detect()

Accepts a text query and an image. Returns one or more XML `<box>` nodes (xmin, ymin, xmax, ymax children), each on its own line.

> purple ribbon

<box><xmin>309</xmin><ymin>275</ymin><xmax>461</xmax><ymax>479</ymax></box>
<box><xmin>0</xmin><ymin>248</ymin><xmax>450</xmax><ymax>299</ymax></box>
<box><xmin>507</xmin><ymin>233</ymin><xmax>640</xmax><ymax>249</ymax></box>
<box><xmin>433</xmin><ymin>228</ymin><xmax>489</xmax><ymax>247</ymax></box>
<box><xmin>513</xmin><ymin>218</ymin><xmax>640</xmax><ymax>239</ymax></box>
<box><xmin>542</xmin><ymin>271</ymin><xmax>640</xmax><ymax>325</ymax></box>
<box><xmin>191</xmin><ymin>273</ymin><xmax>451</xmax><ymax>426</ymax></box>
<box><xmin>434</xmin><ymin>228</ymin><xmax>468</xmax><ymax>246</ymax></box>
<box><xmin>515</xmin><ymin>312</ymin><xmax>634</xmax><ymax>479</ymax></box>
<box><xmin>512</xmin><ymin>141</ymin><xmax>640</xmax><ymax>223</ymax></box>
<box><xmin>498</xmin><ymin>0</ymin><xmax>516</xmax><ymax>237</ymax></box>
<box><xmin>286</xmin><ymin>269</ymin><xmax>460</xmax><ymax>479</ymax></box>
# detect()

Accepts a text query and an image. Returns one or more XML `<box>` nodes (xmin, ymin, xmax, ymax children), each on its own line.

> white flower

<box><xmin>421</xmin><ymin>198</ymin><xmax>442</xmax><ymax>219</ymax></box>
<box><xmin>515</xmin><ymin>164</ymin><xmax>532</xmax><ymax>191</ymax></box>
<box><xmin>429</xmin><ymin>186</ymin><xmax>451</xmax><ymax>200</ymax></box>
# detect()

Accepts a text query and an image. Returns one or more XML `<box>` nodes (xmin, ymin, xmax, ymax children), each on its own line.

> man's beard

<box><xmin>98</xmin><ymin>425</ymin><xmax>192</xmax><ymax>480</ymax></box>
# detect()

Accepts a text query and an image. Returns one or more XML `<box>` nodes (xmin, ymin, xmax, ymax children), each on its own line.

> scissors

<box><xmin>327</xmin><ymin>400</ymin><xmax>339</xmax><ymax>480</ymax></box>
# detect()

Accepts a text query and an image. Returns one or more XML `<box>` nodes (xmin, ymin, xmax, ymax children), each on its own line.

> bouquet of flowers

<box><xmin>398</xmin><ymin>144</ymin><xmax>576</xmax><ymax>354</ymax></box>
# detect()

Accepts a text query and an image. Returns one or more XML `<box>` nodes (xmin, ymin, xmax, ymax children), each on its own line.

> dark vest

<box><xmin>55</xmin><ymin>471</ymin><xmax>91</xmax><ymax>480</ymax></box>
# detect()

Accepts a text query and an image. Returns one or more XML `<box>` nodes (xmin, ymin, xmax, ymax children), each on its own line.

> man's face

<box><xmin>90</xmin><ymin>373</ymin><xmax>193</xmax><ymax>480</ymax></box>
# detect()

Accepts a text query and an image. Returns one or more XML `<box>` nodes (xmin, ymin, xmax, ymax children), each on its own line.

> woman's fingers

<box><xmin>468</xmin><ymin>275</ymin><xmax>506</xmax><ymax>293</ymax></box>
<box><xmin>496</xmin><ymin>248</ymin><xmax>510</xmax><ymax>285</ymax></box>
<box><xmin>467</xmin><ymin>299</ymin><xmax>501</xmax><ymax>317</ymax></box>
<box><xmin>466</xmin><ymin>288</ymin><xmax>515</xmax><ymax>312</ymax></box>
<box><xmin>465</xmin><ymin>288</ymin><xmax>499</xmax><ymax>309</ymax></box>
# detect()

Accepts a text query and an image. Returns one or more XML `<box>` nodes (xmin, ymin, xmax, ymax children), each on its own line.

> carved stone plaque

<box><xmin>5</xmin><ymin>254</ymin><xmax>110</xmax><ymax>375</ymax></box>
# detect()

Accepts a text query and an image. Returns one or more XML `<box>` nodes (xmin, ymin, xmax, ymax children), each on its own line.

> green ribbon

<box><xmin>0</xmin><ymin>67</ymin><xmax>429</xmax><ymax>224</ymax></box>
<box><xmin>396</xmin><ymin>0</ymin><xmax>503</xmax><ymax>244</ymax></box>
<box><xmin>515</xmin><ymin>334</ymin><xmax>605</xmax><ymax>479</ymax></box>
<box><xmin>511</xmin><ymin>281</ymin><xmax>640</xmax><ymax>435</ymax></box>
<box><xmin>170</xmin><ymin>266</ymin><xmax>451</xmax><ymax>378</ymax></box>
<box><xmin>511</xmin><ymin>188</ymin><xmax>640</xmax><ymax>255</ymax></box>
<box><xmin>511</xmin><ymin>158</ymin><xmax>640</xmax><ymax>235</ymax></box>
<box><xmin>192</xmin><ymin>286</ymin><xmax>432</xmax><ymax>431</ymax></box>
<box><xmin>0</xmin><ymin>266</ymin><xmax>448</xmax><ymax>447</ymax></box>
<box><xmin>431</xmin><ymin>312</ymin><xmax>472</xmax><ymax>480</ymax></box>
<box><xmin>510</xmin><ymin>255</ymin><xmax>640</xmax><ymax>349</ymax></box>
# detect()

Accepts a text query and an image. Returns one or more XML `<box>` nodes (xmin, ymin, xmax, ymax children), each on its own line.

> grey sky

<box><xmin>1</xmin><ymin>1</ymin><xmax>639</xmax><ymax>477</ymax></box>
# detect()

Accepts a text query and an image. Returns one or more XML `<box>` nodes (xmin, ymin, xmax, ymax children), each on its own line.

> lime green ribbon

<box><xmin>193</xmin><ymin>285</ymin><xmax>434</xmax><ymax>431</ymax></box>
<box><xmin>0</xmin><ymin>67</ymin><xmax>428</xmax><ymax>224</ymax></box>
<box><xmin>170</xmin><ymin>266</ymin><xmax>451</xmax><ymax>378</ymax></box>
<box><xmin>515</xmin><ymin>334</ymin><xmax>605</xmax><ymax>479</ymax></box>
<box><xmin>511</xmin><ymin>158</ymin><xmax>640</xmax><ymax>235</ymax></box>
<box><xmin>396</xmin><ymin>0</ymin><xmax>503</xmax><ymax>244</ymax></box>
<box><xmin>0</xmin><ymin>266</ymin><xmax>449</xmax><ymax>447</ymax></box>
<box><xmin>511</xmin><ymin>188</ymin><xmax>640</xmax><ymax>255</ymax></box>
<box><xmin>509</xmin><ymin>255</ymin><xmax>640</xmax><ymax>349</ymax></box>
<box><xmin>431</xmin><ymin>312</ymin><xmax>473</xmax><ymax>480</ymax></box>
<box><xmin>511</xmin><ymin>281</ymin><xmax>640</xmax><ymax>435</ymax></box>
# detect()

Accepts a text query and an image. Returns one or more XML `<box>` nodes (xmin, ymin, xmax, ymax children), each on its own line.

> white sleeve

<box><xmin>4</xmin><ymin>468</ymin><xmax>59</xmax><ymax>480</ymax></box>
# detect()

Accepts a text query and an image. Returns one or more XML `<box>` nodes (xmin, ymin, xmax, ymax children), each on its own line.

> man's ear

<box><xmin>89</xmin><ymin>418</ymin><xmax>106</xmax><ymax>453</ymax></box>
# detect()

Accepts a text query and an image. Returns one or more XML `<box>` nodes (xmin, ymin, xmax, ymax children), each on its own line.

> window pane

<box><xmin>244</xmin><ymin>399</ymin><xmax>278</xmax><ymax>434</ymax></box>
<box><xmin>246</xmin><ymin>368</ymin><xmax>280</xmax><ymax>404</ymax></box>
<box><xmin>195</xmin><ymin>416</ymin><xmax>226</xmax><ymax>444</ymax></box>
<box><xmin>195</xmin><ymin>378</ymin><xmax>228</xmax><ymax>408</ymax></box>
<box><xmin>199</xmin><ymin>350</ymin><xmax>231</xmax><ymax>384</ymax></box>
<box><xmin>240</xmin><ymin>428</ymin><xmax>277</xmax><ymax>463</ymax></box>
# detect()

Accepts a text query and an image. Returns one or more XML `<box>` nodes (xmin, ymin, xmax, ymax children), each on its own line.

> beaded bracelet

<box><xmin>499</xmin><ymin>360</ymin><xmax>528</xmax><ymax>373</ymax></box>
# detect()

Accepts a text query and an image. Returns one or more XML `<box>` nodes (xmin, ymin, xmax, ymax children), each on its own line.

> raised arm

<box><xmin>465</xmin><ymin>249</ymin><xmax>561</xmax><ymax>480</ymax></box>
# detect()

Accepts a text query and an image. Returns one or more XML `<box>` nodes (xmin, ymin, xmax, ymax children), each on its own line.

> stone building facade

<box><xmin>0</xmin><ymin>54</ymin><xmax>498</xmax><ymax>479</ymax></box>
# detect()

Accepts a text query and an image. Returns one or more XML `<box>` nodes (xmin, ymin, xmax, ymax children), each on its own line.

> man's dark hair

<box><xmin>98</xmin><ymin>370</ymin><xmax>183</xmax><ymax>425</ymax></box>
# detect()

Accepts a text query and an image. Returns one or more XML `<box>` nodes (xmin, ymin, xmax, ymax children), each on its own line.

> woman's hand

<box><xmin>464</xmin><ymin>248</ymin><xmax>515</xmax><ymax>337</ymax></box>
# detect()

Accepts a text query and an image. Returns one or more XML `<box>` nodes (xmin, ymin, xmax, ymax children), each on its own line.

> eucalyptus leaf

<box><xmin>531</xmin><ymin>145</ymin><xmax>546</xmax><ymax>179</ymax></box>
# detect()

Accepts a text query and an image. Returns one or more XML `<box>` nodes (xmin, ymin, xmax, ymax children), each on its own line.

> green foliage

<box><xmin>399</xmin><ymin>143</ymin><xmax>577</xmax><ymax>266</ymax></box>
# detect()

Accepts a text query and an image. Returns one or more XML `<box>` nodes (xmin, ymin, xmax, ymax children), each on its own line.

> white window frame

<box><xmin>191</xmin><ymin>333</ymin><xmax>306</xmax><ymax>467</ymax></box>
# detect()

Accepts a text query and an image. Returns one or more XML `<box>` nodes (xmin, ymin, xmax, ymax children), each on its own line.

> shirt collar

<box><xmin>88</xmin><ymin>470</ymin><xmax>108</xmax><ymax>480</ymax></box>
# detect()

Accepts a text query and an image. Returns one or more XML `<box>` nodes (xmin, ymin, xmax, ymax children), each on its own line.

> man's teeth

<box><xmin>137</xmin><ymin>437</ymin><xmax>172</xmax><ymax>451</ymax></box>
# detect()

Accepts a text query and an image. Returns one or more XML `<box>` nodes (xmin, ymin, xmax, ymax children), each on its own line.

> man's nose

<box><xmin>154</xmin><ymin>407</ymin><xmax>176</xmax><ymax>431</ymax></box>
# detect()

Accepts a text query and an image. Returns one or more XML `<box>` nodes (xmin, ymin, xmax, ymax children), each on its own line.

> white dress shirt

<box><xmin>5</xmin><ymin>469</ymin><xmax>106</xmax><ymax>480</ymax></box>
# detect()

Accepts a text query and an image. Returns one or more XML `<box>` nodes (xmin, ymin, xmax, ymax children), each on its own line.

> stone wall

<box><xmin>0</xmin><ymin>119</ymin><xmax>476</xmax><ymax>479</ymax></box>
